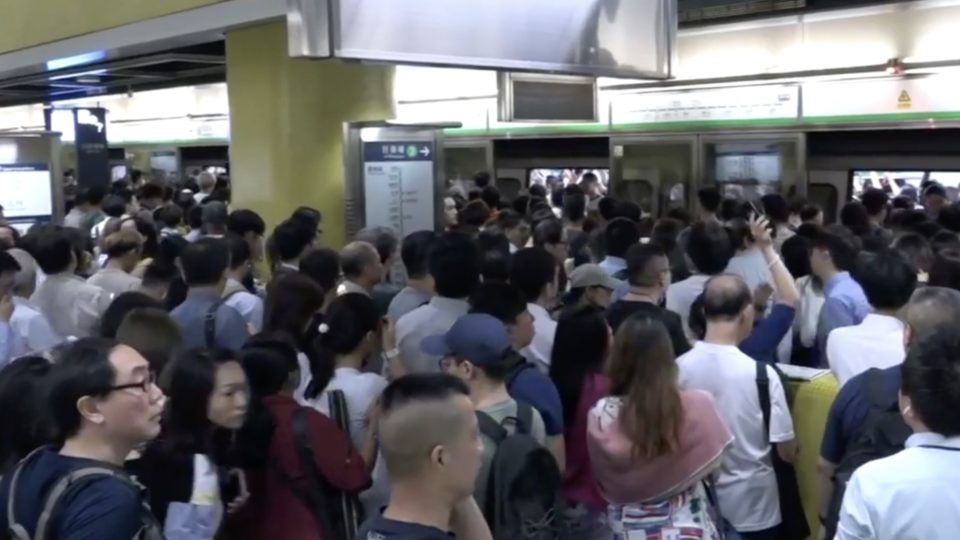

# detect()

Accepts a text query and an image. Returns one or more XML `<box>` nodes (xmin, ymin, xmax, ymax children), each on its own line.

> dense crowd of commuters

<box><xmin>0</xmin><ymin>169</ymin><xmax>958</xmax><ymax>540</ymax></box>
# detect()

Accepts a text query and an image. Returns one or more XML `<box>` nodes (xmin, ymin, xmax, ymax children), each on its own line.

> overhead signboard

<box><xmin>289</xmin><ymin>0</ymin><xmax>676</xmax><ymax>79</ymax></box>
<box><xmin>802</xmin><ymin>77</ymin><xmax>960</xmax><ymax>119</ymax></box>
<box><xmin>613</xmin><ymin>85</ymin><xmax>800</xmax><ymax>124</ymax></box>
<box><xmin>362</xmin><ymin>141</ymin><xmax>436</xmax><ymax>237</ymax></box>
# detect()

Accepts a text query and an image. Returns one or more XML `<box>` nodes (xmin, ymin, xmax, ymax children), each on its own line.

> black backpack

<box><xmin>5</xmin><ymin>448</ymin><xmax>163</xmax><ymax>540</ymax></box>
<box><xmin>477</xmin><ymin>403</ymin><xmax>566</xmax><ymax>540</ymax></box>
<box><xmin>823</xmin><ymin>368</ymin><xmax>910</xmax><ymax>539</ymax></box>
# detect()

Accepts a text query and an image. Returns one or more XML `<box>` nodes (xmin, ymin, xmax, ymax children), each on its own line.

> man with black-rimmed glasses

<box><xmin>0</xmin><ymin>339</ymin><xmax>166</xmax><ymax>539</ymax></box>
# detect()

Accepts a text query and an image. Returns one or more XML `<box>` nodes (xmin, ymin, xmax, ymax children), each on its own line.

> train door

<box><xmin>443</xmin><ymin>140</ymin><xmax>495</xmax><ymax>194</ymax></box>
<box><xmin>610</xmin><ymin>135</ymin><xmax>698</xmax><ymax>217</ymax></box>
<box><xmin>700</xmin><ymin>133</ymin><xmax>805</xmax><ymax>202</ymax></box>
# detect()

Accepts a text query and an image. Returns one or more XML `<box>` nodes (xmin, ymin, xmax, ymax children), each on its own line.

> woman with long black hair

<box><xmin>238</xmin><ymin>339</ymin><xmax>371</xmax><ymax>540</ymax></box>
<box><xmin>548</xmin><ymin>305</ymin><xmax>611</xmax><ymax>538</ymax></box>
<box><xmin>131</xmin><ymin>349</ymin><xmax>250</xmax><ymax>538</ymax></box>
<box><xmin>305</xmin><ymin>292</ymin><xmax>389</xmax><ymax>517</ymax></box>
<box><xmin>263</xmin><ymin>273</ymin><xmax>326</xmax><ymax>401</ymax></box>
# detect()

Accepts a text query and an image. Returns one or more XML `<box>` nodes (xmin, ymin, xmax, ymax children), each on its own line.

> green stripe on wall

<box><xmin>444</xmin><ymin>111</ymin><xmax>960</xmax><ymax>138</ymax></box>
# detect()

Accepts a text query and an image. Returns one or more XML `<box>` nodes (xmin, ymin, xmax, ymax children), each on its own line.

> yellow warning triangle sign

<box><xmin>897</xmin><ymin>90</ymin><xmax>912</xmax><ymax>109</ymax></box>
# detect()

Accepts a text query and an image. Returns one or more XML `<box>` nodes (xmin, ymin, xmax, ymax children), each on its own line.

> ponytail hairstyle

<box><xmin>306</xmin><ymin>292</ymin><xmax>381</xmax><ymax>399</ymax></box>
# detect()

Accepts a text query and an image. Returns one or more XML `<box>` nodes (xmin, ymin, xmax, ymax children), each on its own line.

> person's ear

<box><xmin>77</xmin><ymin>395</ymin><xmax>106</xmax><ymax>426</ymax></box>
<box><xmin>429</xmin><ymin>444</ymin><xmax>445</xmax><ymax>467</ymax></box>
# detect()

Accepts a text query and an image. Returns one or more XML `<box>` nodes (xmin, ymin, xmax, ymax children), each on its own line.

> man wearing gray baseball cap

<box><xmin>565</xmin><ymin>263</ymin><xmax>619</xmax><ymax>309</ymax></box>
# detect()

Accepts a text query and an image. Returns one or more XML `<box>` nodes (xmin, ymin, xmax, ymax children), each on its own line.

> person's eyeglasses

<box><xmin>106</xmin><ymin>371</ymin><xmax>158</xmax><ymax>395</ymax></box>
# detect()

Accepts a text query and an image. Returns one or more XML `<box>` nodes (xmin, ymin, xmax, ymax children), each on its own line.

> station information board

<box><xmin>0</xmin><ymin>163</ymin><xmax>54</xmax><ymax>222</ymax></box>
<box><xmin>362</xmin><ymin>141</ymin><xmax>436</xmax><ymax>237</ymax></box>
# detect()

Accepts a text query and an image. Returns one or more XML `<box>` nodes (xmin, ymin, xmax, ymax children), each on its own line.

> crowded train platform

<box><xmin>2</xmin><ymin>1</ymin><xmax>960</xmax><ymax>539</ymax></box>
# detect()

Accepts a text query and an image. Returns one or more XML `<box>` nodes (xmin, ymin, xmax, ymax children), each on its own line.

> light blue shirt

<box><xmin>0</xmin><ymin>322</ymin><xmax>12</xmax><ymax>369</ymax></box>
<box><xmin>223</xmin><ymin>278</ymin><xmax>265</xmax><ymax>333</ymax></box>
<box><xmin>10</xmin><ymin>297</ymin><xmax>64</xmax><ymax>358</ymax></box>
<box><xmin>838</xmin><ymin>432</ymin><xmax>960</xmax><ymax>540</ymax></box>
<box><xmin>598</xmin><ymin>256</ymin><xmax>627</xmax><ymax>278</ymax></box>
<box><xmin>817</xmin><ymin>272</ymin><xmax>871</xmax><ymax>362</ymax></box>
<box><xmin>598</xmin><ymin>256</ymin><xmax>629</xmax><ymax>301</ymax></box>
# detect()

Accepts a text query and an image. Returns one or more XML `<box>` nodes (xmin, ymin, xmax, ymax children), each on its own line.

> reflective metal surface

<box><xmin>287</xmin><ymin>0</ymin><xmax>330</xmax><ymax>58</ymax></box>
<box><xmin>290</xmin><ymin>0</ymin><xmax>675</xmax><ymax>79</ymax></box>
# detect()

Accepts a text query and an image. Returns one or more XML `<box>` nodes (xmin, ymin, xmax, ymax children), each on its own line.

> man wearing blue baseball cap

<box><xmin>423</xmin><ymin>314</ymin><xmax>547</xmax><ymax>511</ymax></box>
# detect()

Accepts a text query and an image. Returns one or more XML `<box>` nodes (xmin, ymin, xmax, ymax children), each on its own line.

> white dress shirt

<box><xmin>10</xmin><ymin>297</ymin><xmax>64</xmax><ymax>357</ymax></box>
<box><xmin>223</xmin><ymin>278</ymin><xmax>264</xmax><ymax>333</ymax></box>
<box><xmin>665</xmin><ymin>274</ymin><xmax>711</xmax><ymax>340</ymax></box>
<box><xmin>396</xmin><ymin>296</ymin><xmax>470</xmax><ymax>373</ymax></box>
<box><xmin>838</xmin><ymin>432</ymin><xmax>960</xmax><ymax>540</ymax></box>
<box><xmin>678</xmin><ymin>341</ymin><xmax>795</xmax><ymax>532</ymax></box>
<box><xmin>827</xmin><ymin>313</ymin><xmax>905</xmax><ymax>387</ymax></box>
<box><xmin>521</xmin><ymin>303</ymin><xmax>557</xmax><ymax>371</ymax></box>
<box><xmin>795</xmin><ymin>276</ymin><xmax>825</xmax><ymax>349</ymax></box>
<box><xmin>31</xmin><ymin>273</ymin><xmax>113</xmax><ymax>339</ymax></box>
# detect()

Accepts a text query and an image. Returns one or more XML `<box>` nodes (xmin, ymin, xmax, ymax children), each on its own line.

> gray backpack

<box><xmin>5</xmin><ymin>448</ymin><xmax>164</xmax><ymax>540</ymax></box>
<box><xmin>476</xmin><ymin>403</ymin><xmax>567</xmax><ymax>540</ymax></box>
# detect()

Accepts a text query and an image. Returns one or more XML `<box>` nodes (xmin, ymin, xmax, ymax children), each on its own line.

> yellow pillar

<box><xmin>226</xmin><ymin>21</ymin><xmax>395</xmax><ymax>247</ymax></box>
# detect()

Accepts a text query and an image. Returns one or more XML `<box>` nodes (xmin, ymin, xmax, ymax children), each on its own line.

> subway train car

<box><xmin>443</xmin><ymin>125</ymin><xmax>960</xmax><ymax>222</ymax></box>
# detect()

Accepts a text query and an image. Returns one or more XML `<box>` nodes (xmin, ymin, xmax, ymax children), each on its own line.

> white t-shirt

<box><xmin>308</xmin><ymin>367</ymin><xmax>390</xmax><ymax>517</ymax></box>
<box><xmin>678</xmin><ymin>341</ymin><xmax>795</xmax><ymax>532</ymax></box>
<box><xmin>827</xmin><ymin>313</ymin><xmax>905</xmax><ymax>387</ymax></box>
<box><xmin>665</xmin><ymin>274</ymin><xmax>711</xmax><ymax>340</ymax></box>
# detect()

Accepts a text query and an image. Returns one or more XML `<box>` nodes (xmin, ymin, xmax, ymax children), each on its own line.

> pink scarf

<box><xmin>586</xmin><ymin>389</ymin><xmax>733</xmax><ymax>504</ymax></box>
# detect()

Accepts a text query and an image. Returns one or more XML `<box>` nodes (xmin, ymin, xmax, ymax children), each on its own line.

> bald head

<box><xmin>703</xmin><ymin>274</ymin><xmax>752</xmax><ymax>321</ymax></box>
<box><xmin>378</xmin><ymin>374</ymin><xmax>471</xmax><ymax>478</ymax></box>
<box><xmin>905</xmin><ymin>287</ymin><xmax>960</xmax><ymax>342</ymax></box>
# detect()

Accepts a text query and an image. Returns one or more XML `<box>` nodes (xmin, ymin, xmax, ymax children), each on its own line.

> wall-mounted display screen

<box><xmin>0</xmin><ymin>164</ymin><xmax>53</xmax><ymax>219</ymax></box>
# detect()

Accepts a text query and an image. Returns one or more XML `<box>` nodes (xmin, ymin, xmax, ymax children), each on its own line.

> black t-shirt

<box><xmin>606</xmin><ymin>300</ymin><xmax>691</xmax><ymax>356</ymax></box>
<box><xmin>0</xmin><ymin>448</ymin><xmax>151</xmax><ymax>540</ymax></box>
<box><xmin>357</xmin><ymin>514</ymin><xmax>455</xmax><ymax>540</ymax></box>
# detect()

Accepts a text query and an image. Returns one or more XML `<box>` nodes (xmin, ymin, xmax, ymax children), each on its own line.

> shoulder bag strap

<box><xmin>35</xmin><ymin>467</ymin><xmax>125</xmax><ymax>540</ymax></box>
<box><xmin>291</xmin><ymin>407</ymin><xmax>337</xmax><ymax>540</ymax></box>
<box><xmin>7</xmin><ymin>447</ymin><xmax>49</xmax><ymax>540</ymax></box>
<box><xmin>204</xmin><ymin>301</ymin><xmax>220</xmax><ymax>349</ymax></box>
<box><xmin>514</xmin><ymin>402</ymin><xmax>534</xmax><ymax>435</ymax></box>
<box><xmin>476</xmin><ymin>411</ymin><xmax>508</xmax><ymax>445</ymax></box>
<box><xmin>328</xmin><ymin>390</ymin><xmax>351</xmax><ymax>438</ymax></box>
<box><xmin>756</xmin><ymin>361</ymin><xmax>772</xmax><ymax>443</ymax></box>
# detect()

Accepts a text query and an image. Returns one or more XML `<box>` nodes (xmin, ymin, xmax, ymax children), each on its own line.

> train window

<box><xmin>851</xmin><ymin>170</ymin><xmax>960</xmax><ymax>203</ymax></box>
<box><xmin>528</xmin><ymin>169</ymin><xmax>609</xmax><ymax>191</ymax></box>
